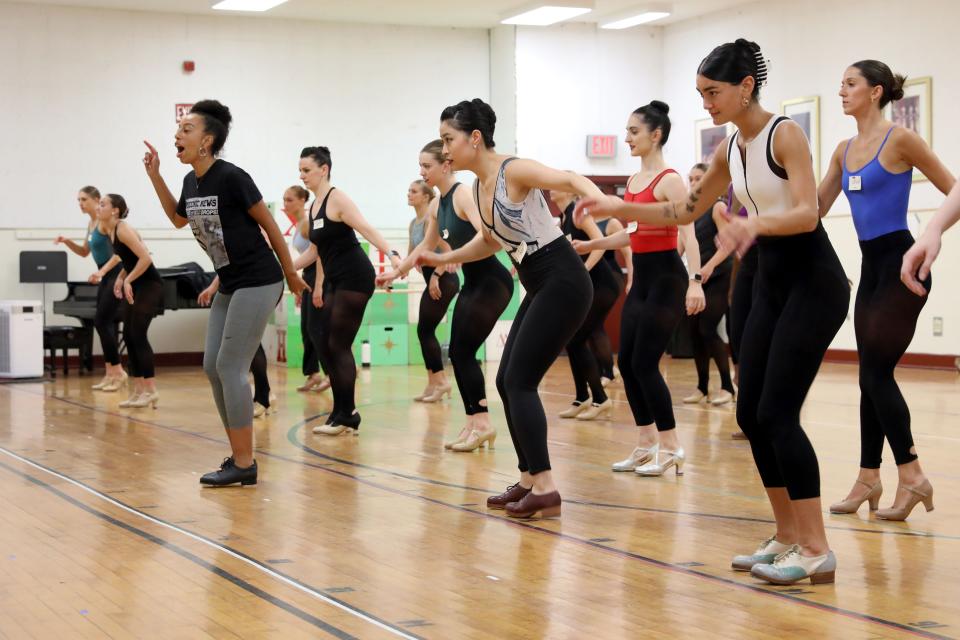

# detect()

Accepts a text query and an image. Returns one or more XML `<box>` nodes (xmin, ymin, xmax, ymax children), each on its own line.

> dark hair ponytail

<box><xmin>190</xmin><ymin>99</ymin><xmax>233</xmax><ymax>156</ymax></box>
<box><xmin>633</xmin><ymin>100</ymin><xmax>672</xmax><ymax>147</ymax></box>
<box><xmin>698</xmin><ymin>38</ymin><xmax>768</xmax><ymax>100</ymax></box>
<box><xmin>850</xmin><ymin>60</ymin><xmax>906</xmax><ymax>109</ymax></box>
<box><xmin>105</xmin><ymin>194</ymin><xmax>129</xmax><ymax>219</ymax></box>
<box><xmin>301</xmin><ymin>146</ymin><xmax>333</xmax><ymax>178</ymax></box>
<box><xmin>440</xmin><ymin>98</ymin><xmax>497</xmax><ymax>148</ymax></box>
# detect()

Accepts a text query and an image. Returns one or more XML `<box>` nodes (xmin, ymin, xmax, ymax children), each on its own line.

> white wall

<box><xmin>660</xmin><ymin>0</ymin><xmax>960</xmax><ymax>354</ymax></box>
<box><xmin>0</xmin><ymin>2</ymin><xmax>490</xmax><ymax>231</ymax></box>
<box><xmin>514</xmin><ymin>22</ymin><xmax>662</xmax><ymax>175</ymax></box>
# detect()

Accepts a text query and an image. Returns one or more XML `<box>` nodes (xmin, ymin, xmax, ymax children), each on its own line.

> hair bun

<box><xmin>470</xmin><ymin>98</ymin><xmax>497</xmax><ymax>127</ymax></box>
<box><xmin>734</xmin><ymin>38</ymin><xmax>761</xmax><ymax>54</ymax></box>
<box><xmin>890</xmin><ymin>74</ymin><xmax>907</xmax><ymax>102</ymax></box>
<box><xmin>648</xmin><ymin>100</ymin><xmax>670</xmax><ymax>114</ymax></box>
<box><xmin>191</xmin><ymin>99</ymin><xmax>232</xmax><ymax>129</ymax></box>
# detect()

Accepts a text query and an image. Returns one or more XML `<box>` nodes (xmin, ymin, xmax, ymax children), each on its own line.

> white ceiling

<box><xmin>11</xmin><ymin>0</ymin><xmax>758</xmax><ymax>28</ymax></box>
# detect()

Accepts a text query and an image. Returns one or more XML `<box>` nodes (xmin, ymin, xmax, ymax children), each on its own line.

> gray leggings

<box><xmin>203</xmin><ymin>281</ymin><xmax>283</xmax><ymax>429</ymax></box>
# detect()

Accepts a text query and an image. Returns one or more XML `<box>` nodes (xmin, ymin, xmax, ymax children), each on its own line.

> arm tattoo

<box><xmin>662</xmin><ymin>203</ymin><xmax>677</xmax><ymax>220</ymax></box>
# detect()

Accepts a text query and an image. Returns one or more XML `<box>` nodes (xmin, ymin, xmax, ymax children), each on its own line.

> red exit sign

<box><xmin>175</xmin><ymin>103</ymin><xmax>194</xmax><ymax>124</ymax></box>
<box><xmin>586</xmin><ymin>135</ymin><xmax>617</xmax><ymax>158</ymax></box>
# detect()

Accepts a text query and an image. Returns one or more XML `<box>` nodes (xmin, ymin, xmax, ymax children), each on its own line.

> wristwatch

<box><xmin>690</xmin><ymin>273</ymin><xmax>703</xmax><ymax>283</ymax></box>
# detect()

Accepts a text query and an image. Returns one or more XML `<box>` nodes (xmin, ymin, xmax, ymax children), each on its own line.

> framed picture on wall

<box><xmin>781</xmin><ymin>96</ymin><xmax>820</xmax><ymax>181</ymax></box>
<box><xmin>884</xmin><ymin>76</ymin><xmax>932</xmax><ymax>182</ymax></box>
<box><xmin>694</xmin><ymin>118</ymin><xmax>732</xmax><ymax>164</ymax></box>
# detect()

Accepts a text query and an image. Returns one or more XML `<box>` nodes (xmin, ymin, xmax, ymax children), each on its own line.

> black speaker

<box><xmin>19</xmin><ymin>251</ymin><xmax>68</xmax><ymax>283</ymax></box>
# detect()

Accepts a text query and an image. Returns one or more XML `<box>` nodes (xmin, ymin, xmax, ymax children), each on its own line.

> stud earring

<box><xmin>742</xmin><ymin>98</ymin><xmax>749</xmax><ymax>107</ymax></box>
<box><xmin>200</xmin><ymin>147</ymin><xmax>208</xmax><ymax>157</ymax></box>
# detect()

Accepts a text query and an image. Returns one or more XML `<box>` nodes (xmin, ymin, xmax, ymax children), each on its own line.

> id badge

<box><xmin>313</xmin><ymin>217</ymin><xmax>325</xmax><ymax>230</ymax></box>
<box><xmin>442</xmin><ymin>228</ymin><xmax>449</xmax><ymax>240</ymax></box>
<box><xmin>848</xmin><ymin>175</ymin><xmax>862</xmax><ymax>192</ymax></box>
<box><xmin>512</xmin><ymin>240</ymin><xmax>528</xmax><ymax>264</ymax></box>
<box><xmin>626</xmin><ymin>222</ymin><xmax>639</xmax><ymax>233</ymax></box>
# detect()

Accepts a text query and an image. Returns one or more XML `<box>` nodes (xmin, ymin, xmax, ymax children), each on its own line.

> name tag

<box><xmin>512</xmin><ymin>240</ymin><xmax>528</xmax><ymax>264</ymax></box>
<box><xmin>313</xmin><ymin>217</ymin><xmax>325</xmax><ymax>230</ymax></box>
<box><xmin>626</xmin><ymin>222</ymin><xmax>638</xmax><ymax>233</ymax></box>
<box><xmin>848</xmin><ymin>175</ymin><xmax>862</xmax><ymax>192</ymax></box>
<box><xmin>442</xmin><ymin>228</ymin><xmax>449</xmax><ymax>239</ymax></box>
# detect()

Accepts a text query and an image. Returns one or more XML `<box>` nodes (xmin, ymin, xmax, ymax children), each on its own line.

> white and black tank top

<box><xmin>474</xmin><ymin>157</ymin><xmax>561</xmax><ymax>263</ymax></box>
<box><xmin>728</xmin><ymin>115</ymin><xmax>798</xmax><ymax>218</ymax></box>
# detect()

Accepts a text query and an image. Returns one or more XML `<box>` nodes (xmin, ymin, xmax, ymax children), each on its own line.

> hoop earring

<box><xmin>200</xmin><ymin>147</ymin><xmax>208</xmax><ymax>157</ymax></box>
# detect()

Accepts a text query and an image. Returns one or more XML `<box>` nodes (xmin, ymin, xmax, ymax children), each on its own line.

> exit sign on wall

<box><xmin>586</xmin><ymin>135</ymin><xmax>617</xmax><ymax>158</ymax></box>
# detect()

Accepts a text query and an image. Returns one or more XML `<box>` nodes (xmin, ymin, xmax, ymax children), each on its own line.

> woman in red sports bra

<box><xmin>574</xmin><ymin>101</ymin><xmax>705</xmax><ymax>477</ymax></box>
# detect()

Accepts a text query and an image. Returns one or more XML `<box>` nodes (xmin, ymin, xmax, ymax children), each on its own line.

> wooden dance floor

<box><xmin>0</xmin><ymin>359</ymin><xmax>957</xmax><ymax>639</ymax></box>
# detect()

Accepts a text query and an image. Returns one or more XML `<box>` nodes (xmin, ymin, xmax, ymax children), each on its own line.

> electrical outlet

<box><xmin>933</xmin><ymin>317</ymin><xmax>943</xmax><ymax>336</ymax></box>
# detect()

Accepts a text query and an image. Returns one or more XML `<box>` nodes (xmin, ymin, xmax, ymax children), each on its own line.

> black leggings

<box><xmin>497</xmin><ymin>239</ymin><xmax>591</xmax><ymax>474</ymax></box>
<box><xmin>691</xmin><ymin>268</ymin><xmax>734</xmax><ymax>394</ymax></box>
<box><xmin>418</xmin><ymin>267</ymin><xmax>460</xmax><ymax>373</ymax></box>
<box><xmin>449</xmin><ymin>257</ymin><xmax>513</xmax><ymax>415</ymax></box>
<box><xmin>619</xmin><ymin>250</ymin><xmax>687</xmax><ymax>431</ymax></box>
<box><xmin>300</xmin><ymin>266</ymin><xmax>322</xmax><ymax>377</ymax></box>
<box><xmin>123</xmin><ymin>279</ymin><xmax>163</xmax><ymax>378</ymax></box>
<box><xmin>250</xmin><ymin>344</ymin><xmax>271</xmax><ymax>407</ymax></box>
<box><xmin>856</xmin><ymin>230</ymin><xmax>928</xmax><ymax>468</ymax></box>
<box><xmin>94</xmin><ymin>264</ymin><xmax>123</xmax><ymax>366</ymax></box>
<box><xmin>728</xmin><ymin>246</ymin><xmax>758</xmax><ymax>365</ymax></box>
<box><xmin>309</xmin><ymin>282</ymin><xmax>371</xmax><ymax>421</ymax></box>
<box><xmin>737</xmin><ymin>229</ymin><xmax>849</xmax><ymax>501</ymax></box>
<box><xmin>567</xmin><ymin>261</ymin><xmax>621</xmax><ymax>404</ymax></box>
<box><xmin>588</xmin><ymin>270</ymin><xmax>623</xmax><ymax>379</ymax></box>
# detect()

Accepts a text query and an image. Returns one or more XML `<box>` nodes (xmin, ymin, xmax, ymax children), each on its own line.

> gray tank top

<box><xmin>410</xmin><ymin>216</ymin><xmax>427</xmax><ymax>248</ymax></box>
<box><xmin>292</xmin><ymin>223</ymin><xmax>311</xmax><ymax>253</ymax></box>
<box><xmin>475</xmin><ymin>157</ymin><xmax>561</xmax><ymax>262</ymax></box>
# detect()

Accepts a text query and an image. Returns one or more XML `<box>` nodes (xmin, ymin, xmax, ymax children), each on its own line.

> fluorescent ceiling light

<box><xmin>601</xmin><ymin>11</ymin><xmax>670</xmax><ymax>28</ymax></box>
<box><xmin>501</xmin><ymin>5</ymin><xmax>593</xmax><ymax>26</ymax></box>
<box><xmin>212</xmin><ymin>0</ymin><xmax>288</xmax><ymax>12</ymax></box>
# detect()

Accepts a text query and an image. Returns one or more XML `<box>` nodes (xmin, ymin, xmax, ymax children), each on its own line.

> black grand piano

<box><xmin>53</xmin><ymin>264</ymin><xmax>215</xmax><ymax>372</ymax></box>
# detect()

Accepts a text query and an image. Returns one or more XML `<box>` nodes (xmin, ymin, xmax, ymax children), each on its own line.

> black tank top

<box><xmin>112</xmin><ymin>222</ymin><xmax>161</xmax><ymax>282</ymax></box>
<box><xmin>309</xmin><ymin>188</ymin><xmax>360</xmax><ymax>268</ymax></box>
<box><xmin>596</xmin><ymin>218</ymin><xmax>622</xmax><ymax>275</ymax></box>
<box><xmin>560</xmin><ymin>203</ymin><xmax>589</xmax><ymax>263</ymax></box>
<box><xmin>694</xmin><ymin>207</ymin><xmax>731</xmax><ymax>274</ymax></box>
<box><xmin>437</xmin><ymin>183</ymin><xmax>476</xmax><ymax>250</ymax></box>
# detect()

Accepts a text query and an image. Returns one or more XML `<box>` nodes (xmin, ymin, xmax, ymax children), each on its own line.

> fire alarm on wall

<box><xmin>182</xmin><ymin>60</ymin><xmax>195</xmax><ymax>73</ymax></box>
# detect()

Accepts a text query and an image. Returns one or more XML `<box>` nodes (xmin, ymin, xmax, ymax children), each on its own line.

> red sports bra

<box><xmin>624</xmin><ymin>169</ymin><xmax>678</xmax><ymax>253</ymax></box>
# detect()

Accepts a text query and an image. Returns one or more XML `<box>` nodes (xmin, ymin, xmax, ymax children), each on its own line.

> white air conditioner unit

<box><xmin>0</xmin><ymin>300</ymin><xmax>44</xmax><ymax>378</ymax></box>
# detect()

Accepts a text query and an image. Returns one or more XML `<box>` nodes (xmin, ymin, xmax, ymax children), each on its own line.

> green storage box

<box><xmin>353</xmin><ymin>324</ymin><xmax>409</xmax><ymax>366</ymax></box>
<box><xmin>286</xmin><ymin>325</ymin><xmax>304</xmax><ymax>370</ymax></box>
<box><xmin>408</xmin><ymin>321</ymin><xmax>450</xmax><ymax>367</ymax></box>
<box><xmin>363</xmin><ymin>284</ymin><xmax>408</xmax><ymax>325</ymax></box>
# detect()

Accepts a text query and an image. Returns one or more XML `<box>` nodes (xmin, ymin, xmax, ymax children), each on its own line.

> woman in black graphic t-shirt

<box><xmin>143</xmin><ymin>100</ymin><xmax>308</xmax><ymax>488</ymax></box>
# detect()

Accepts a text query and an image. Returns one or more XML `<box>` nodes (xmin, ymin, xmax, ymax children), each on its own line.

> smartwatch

<box><xmin>690</xmin><ymin>273</ymin><xmax>703</xmax><ymax>283</ymax></box>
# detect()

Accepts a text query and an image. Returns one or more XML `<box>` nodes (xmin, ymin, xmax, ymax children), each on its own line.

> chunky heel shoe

<box><xmin>683</xmin><ymin>390</ymin><xmax>707</xmax><ymax>404</ymax></box>
<box><xmin>731</xmin><ymin>535</ymin><xmax>794</xmax><ymax>571</ymax></box>
<box><xmin>636</xmin><ymin>447</ymin><xmax>685</xmax><ymax>477</ymax></box>
<box><xmin>297</xmin><ymin>374</ymin><xmax>322</xmax><ymax>392</ymax></box>
<box><xmin>200</xmin><ymin>457</ymin><xmax>257</xmax><ymax>487</ymax></box>
<box><xmin>413</xmin><ymin>385</ymin><xmax>435</xmax><ymax>402</ymax></box>
<box><xmin>876</xmin><ymin>479</ymin><xmax>934</xmax><ymax>521</ymax></box>
<box><xmin>444</xmin><ymin>426</ymin><xmax>471</xmax><ymax>450</ymax></box>
<box><xmin>91</xmin><ymin>374</ymin><xmax>111</xmax><ymax>390</ymax></box>
<box><xmin>829</xmin><ymin>479</ymin><xmax>882</xmax><ymax>514</ymax></box>
<box><xmin>506</xmin><ymin>490</ymin><xmax>561</xmax><ymax>519</ymax></box>
<box><xmin>710</xmin><ymin>390</ymin><xmax>734</xmax><ymax>406</ymax></box>
<box><xmin>487</xmin><ymin>483</ymin><xmax>531</xmax><ymax>510</ymax></box>
<box><xmin>310</xmin><ymin>378</ymin><xmax>331</xmax><ymax>392</ymax></box>
<box><xmin>559</xmin><ymin>400</ymin><xmax>590</xmax><ymax>419</ymax></box>
<box><xmin>128</xmin><ymin>391</ymin><xmax>159</xmax><ymax>409</ymax></box>
<box><xmin>101</xmin><ymin>372</ymin><xmax>129</xmax><ymax>393</ymax></box>
<box><xmin>451</xmin><ymin>429</ymin><xmax>496</xmax><ymax>452</ymax></box>
<box><xmin>611</xmin><ymin>444</ymin><xmax>657</xmax><ymax>472</ymax></box>
<box><xmin>576</xmin><ymin>398</ymin><xmax>613</xmax><ymax>421</ymax></box>
<box><xmin>314</xmin><ymin>411</ymin><xmax>360</xmax><ymax>435</ymax></box>
<box><xmin>118</xmin><ymin>392</ymin><xmax>140</xmax><ymax>408</ymax></box>
<box><xmin>421</xmin><ymin>382</ymin><xmax>452</xmax><ymax>403</ymax></box>
<box><xmin>750</xmin><ymin>546</ymin><xmax>836</xmax><ymax>585</ymax></box>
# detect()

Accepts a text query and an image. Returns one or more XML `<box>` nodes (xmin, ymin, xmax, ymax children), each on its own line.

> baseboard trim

<box><xmin>824</xmin><ymin>349</ymin><xmax>959</xmax><ymax>371</ymax></box>
<box><xmin>45</xmin><ymin>352</ymin><xmax>204</xmax><ymax>373</ymax></box>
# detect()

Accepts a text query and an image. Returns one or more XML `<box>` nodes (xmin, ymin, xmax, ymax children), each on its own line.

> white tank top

<box><xmin>475</xmin><ymin>157</ymin><xmax>561</xmax><ymax>262</ymax></box>
<box><xmin>727</xmin><ymin>115</ymin><xmax>797</xmax><ymax>218</ymax></box>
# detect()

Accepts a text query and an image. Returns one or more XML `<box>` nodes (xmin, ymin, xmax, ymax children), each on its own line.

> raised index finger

<box><xmin>143</xmin><ymin>140</ymin><xmax>158</xmax><ymax>154</ymax></box>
